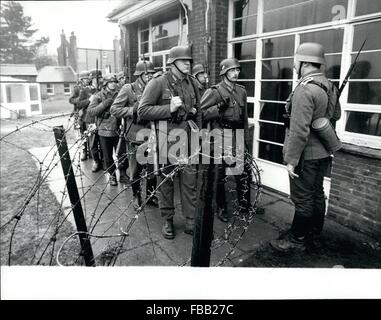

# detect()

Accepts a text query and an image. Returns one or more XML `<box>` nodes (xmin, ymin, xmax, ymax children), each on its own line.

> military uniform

<box><xmin>87</xmin><ymin>85</ymin><xmax>119</xmax><ymax>182</ymax></box>
<box><xmin>200</xmin><ymin>80</ymin><xmax>250</xmax><ymax>220</ymax></box>
<box><xmin>283</xmin><ymin>70</ymin><xmax>341</xmax><ymax>238</ymax></box>
<box><xmin>138</xmin><ymin>69</ymin><xmax>201</xmax><ymax>229</ymax></box>
<box><xmin>111</xmin><ymin>76</ymin><xmax>157</xmax><ymax>201</ymax></box>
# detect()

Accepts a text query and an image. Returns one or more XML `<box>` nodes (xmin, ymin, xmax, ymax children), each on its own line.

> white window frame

<box><xmin>137</xmin><ymin>8</ymin><xmax>182</xmax><ymax>70</ymax></box>
<box><xmin>63</xmin><ymin>83</ymin><xmax>71</xmax><ymax>95</ymax></box>
<box><xmin>46</xmin><ymin>83</ymin><xmax>54</xmax><ymax>95</ymax></box>
<box><xmin>228</xmin><ymin>0</ymin><xmax>381</xmax><ymax>152</ymax></box>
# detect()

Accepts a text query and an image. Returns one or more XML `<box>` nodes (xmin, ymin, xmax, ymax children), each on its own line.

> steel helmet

<box><xmin>295</xmin><ymin>42</ymin><xmax>326</xmax><ymax>65</ymax></box>
<box><xmin>89</xmin><ymin>69</ymin><xmax>103</xmax><ymax>79</ymax></box>
<box><xmin>117</xmin><ymin>71</ymin><xmax>125</xmax><ymax>79</ymax></box>
<box><xmin>79</xmin><ymin>70</ymin><xmax>90</xmax><ymax>80</ymax></box>
<box><xmin>219</xmin><ymin>58</ymin><xmax>240</xmax><ymax>76</ymax></box>
<box><xmin>134</xmin><ymin>60</ymin><xmax>155</xmax><ymax>76</ymax></box>
<box><xmin>167</xmin><ymin>46</ymin><xmax>193</xmax><ymax>64</ymax></box>
<box><xmin>102</xmin><ymin>73</ymin><xmax>118</xmax><ymax>87</ymax></box>
<box><xmin>192</xmin><ymin>64</ymin><xmax>205</xmax><ymax>77</ymax></box>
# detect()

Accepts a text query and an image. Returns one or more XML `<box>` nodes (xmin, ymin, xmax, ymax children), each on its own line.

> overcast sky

<box><xmin>21</xmin><ymin>0</ymin><xmax>123</xmax><ymax>55</ymax></box>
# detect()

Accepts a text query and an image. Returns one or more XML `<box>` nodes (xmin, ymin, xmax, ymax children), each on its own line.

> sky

<box><xmin>21</xmin><ymin>0</ymin><xmax>123</xmax><ymax>55</ymax></box>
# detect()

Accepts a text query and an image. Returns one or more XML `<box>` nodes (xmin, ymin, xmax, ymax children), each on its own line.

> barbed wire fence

<box><xmin>0</xmin><ymin>109</ymin><xmax>262</xmax><ymax>267</ymax></box>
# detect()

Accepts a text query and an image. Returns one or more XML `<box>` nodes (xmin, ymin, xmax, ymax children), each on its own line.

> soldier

<box><xmin>200</xmin><ymin>58</ymin><xmax>250</xmax><ymax>223</ymax></box>
<box><xmin>87</xmin><ymin>73</ymin><xmax>120</xmax><ymax>186</ymax></box>
<box><xmin>111</xmin><ymin>60</ymin><xmax>158</xmax><ymax>207</ymax></box>
<box><xmin>69</xmin><ymin>70</ymin><xmax>90</xmax><ymax>161</ymax></box>
<box><xmin>270</xmin><ymin>42</ymin><xmax>341</xmax><ymax>252</ymax></box>
<box><xmin>138</xmin><ymin>46</ymin><xmax>201</xmax><ymax>239</ymax></box>
<box><xmin>116</xmin><ymin>71</ymin><xmax>127</xmax><ymax>90</ymax></box>
<box><xmin>82</xmin><ymin>69</ymin><xmax>104</xmax><ymax>172</ymax></box>
<box><xmin>192</xmin><ymin>64</ymin><xmax>209</xmax><ymax>97</ymax></box>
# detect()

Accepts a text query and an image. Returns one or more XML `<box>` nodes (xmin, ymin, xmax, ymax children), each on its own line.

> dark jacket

<box><xmin>200</xmin><ymin>80</ymin><xmax>250</xmax><ymax>144</ymax></box>
<box><xmin>110</xmin><ymin>77</ymin><xmax>148</xmax><ymax>144</ymax></box>
<box><xmin>87</xmin><ymin>88</ymin><xmax>119</xmax><ymax>137</ymax></box>
<box><xmin>138</xmin><ymin>70</ymin><xmax>202</xmax><ymax>133</ymax></box>
<box><xmin>283</xmin><ymin>71</ymin><xmax>341</xmax><ymax>166</ymax></box>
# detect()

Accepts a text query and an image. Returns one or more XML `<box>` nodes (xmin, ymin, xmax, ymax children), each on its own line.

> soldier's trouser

<box><xmin>99</xmin><ymin>136</ymin><xmax>119</xmax><ymax>176</ymax></box>
<box><xmin>290</xmin><ymin>157</ymin><xmax>331</xmax><ymax>238</ymax></box>
<box><xmin>117</xmin><ymin>138</ymin><xmax>128</xmax><ymax>170</ymax></box>
<box><xmin>128</xmin><ymin>143</ymin><xmax>156</xmax><ymax>197</ymax></box>
<box><xmin>157</xmin><ymin>164</ymin><xmax>197</xmax><ymax>221</ymax></box>
<box><xmin>79</xmin><ymin>120</ymin><xmax>87</xmax><ymax>151</ymax></box>
<box><xmin>89</xmin><ymin>130</ymin><xmax>102</xmax><ymax>163</ymax></box>
<box><xmin>215</xmin><ymin>161</ymin><xmax>251</xmax><ymax>219</ymax></box>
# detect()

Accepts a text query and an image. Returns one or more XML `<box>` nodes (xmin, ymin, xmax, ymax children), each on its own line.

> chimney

<box><xmin>69</xmin><ymin>31</ymin><xmax>78</xmax><ymax>72</ymax></box>
<box><xmin>58</xmin><ymin>30</ymin><xmax>68</xmax><ymax>66</ymax></box>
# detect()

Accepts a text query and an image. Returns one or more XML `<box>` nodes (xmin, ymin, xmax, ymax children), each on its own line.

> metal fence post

<box><xmin>53</xmin><ymin>125</ymin><xmax>95</xmax><ymax>266</ymax></box>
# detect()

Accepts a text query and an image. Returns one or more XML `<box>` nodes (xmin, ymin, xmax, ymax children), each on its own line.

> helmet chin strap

<box><xmin>173</xmin><ymin>61</ymin><xmax>187</xmax><ymax>76</ymax></box>
<box><xmin>140</xmin><ymin>73</ymin><xmax>147</xmax><ymax>84</ymax></box>
<box><xmin>224</xmin><ymin>72</ymin><xmax>236</xmax><ymax>85</ymax></box>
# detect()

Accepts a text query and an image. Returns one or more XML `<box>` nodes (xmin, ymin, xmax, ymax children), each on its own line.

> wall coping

<box><xmin>339</xmin><ymin>143</ymin><xmax>381</xmax><ymax>160</ymax></box>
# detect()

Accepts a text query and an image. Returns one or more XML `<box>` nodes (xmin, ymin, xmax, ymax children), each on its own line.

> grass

<box><xmin>0</xmin><ymin>110</ymin><xmax>79</xmax><ymax>265</ymax></box>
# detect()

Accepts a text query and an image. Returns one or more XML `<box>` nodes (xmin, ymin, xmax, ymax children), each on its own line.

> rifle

<box><xmin>96</xmin><ymin>58</ymin><xmax>99</xmax><ymax>91</ymax></box>
<box><xmin>338</xmin><ymin>38</ymin><xmax>366</xmax><ymax>96</ymax></box>
<box><xmin>150</xmin><ymin>121</ymin><xmax>160</xmax><ymax>175</ymax></box>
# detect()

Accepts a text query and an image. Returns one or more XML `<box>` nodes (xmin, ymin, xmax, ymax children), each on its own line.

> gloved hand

<box><xmin>170</xmin><ymin>96</ymin><xmax>183</xmax><ymax>113</ymax></box>
<box><xmin>103</xmin><ymin>98</ymin><xmax>114</xmax><ymax>109</ymax></box>
<box><xmin>186</xmin><ymin>107</ymin><xmax>197</xmax><ymax>120</ymax></box>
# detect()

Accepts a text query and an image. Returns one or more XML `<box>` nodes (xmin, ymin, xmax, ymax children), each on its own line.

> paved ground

<box><xmin>29</xmin><ymin>140</ymin><xmax>381</xmax><ymax>268</ymax></box>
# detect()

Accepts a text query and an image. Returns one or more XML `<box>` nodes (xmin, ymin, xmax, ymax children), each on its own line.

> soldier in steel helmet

<box><xmin>270</xmin><ymin>42</ymin><xmax>341</xmax><ymax>252</ymax></box>
<box><xmin>192</xmin><ymin>64</ymin><xmax>209</xmax><ymax>97</ymax></box>
<box><xmin>200</xmin><ymin>57</ymin><xmax>251</xmax><ymax>223</ymax></box>
<box><xmin>69</xmin><ymin>70</ymin><xmax>91</xmax><ymax>160</ymax></box>
<box><xmin>138</xmin><ymin>45</ymin><xmax>201</xmax><ymax>239</ymax></box>
<box><xmin>87</xmin><ymin>73</ymin><xmax>120</xmax><ymax>186</ymax></box>
<box><xmin>111</xmin><ymin>60</ymin><xmax>158</xmax><ymax>207</ymax></box>
<box><xmin>116</xmin><ymin>71</ymin><xmax>127</xmax><ymax>90</ymax></box>
<box><xmin>82</xmin><ymin>69</ymin><xmax>104</xmax><ymax>172</ymax></box>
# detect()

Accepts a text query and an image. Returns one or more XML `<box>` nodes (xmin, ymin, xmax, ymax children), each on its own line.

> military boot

<box><xmin>109</xmin><ymin>173</ymin><xmax>118</xmax><ymax>186</ymax></box>
<box><xmin>132</xmin><ymin>193</ymin><xmax>142</xmax><ymax>210</ymax></box>
<box><xmin>162</xmin><ymin>219</ymin><xmax>175</xmax><ymax>239</ymax></box>
<box><xmin>91</xmin><ymin>160</ymin><xmax>101</xmax><ymax>172</ymax></box>
<box><xmin>119</xmin><ymin>169</ymin><xmax>130</xmax><ymax>184</ymax></box>
<box><xmin>81</xmin><ymin>148</ymin><xmax>88</xmax><ymax>161</ymax></box>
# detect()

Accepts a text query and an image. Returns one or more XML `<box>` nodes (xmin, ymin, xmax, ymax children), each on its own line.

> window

<box><xmin>344</xmin><ymin>20</ymin><xmax>381</xmax><ymax>138</ymax></box>
<box><xmin>263</xmin><ymin>0</ymin><xmax>348</xmax><ymax>33</ymax></box>
<box><xmin>46</xmin><ymin>83</ymin><xmax>54</xmax><ymax>95</ymax></box>
<box><xmin>355</xmin><ymin>0</ymin><xmax>381</xmax><ymax>17</ymax></box>
<box><xmin>5</xmin><ymin>84</ymin><xmax>26</xmax><ymax>103</ymax></box>
<box><xmin>233</xmin><ymin>0</ymin><xmax>258</xmax><ymax>37</ymax></box>
<box><xmin>64</xmin><ymin>83</ymin><xmax>71</xmax><ymax>94</ymax></box>
<box><xmin>138</xmin><ymin>6</ymin><xmax>181</xmax><ymax>71</ymax></box>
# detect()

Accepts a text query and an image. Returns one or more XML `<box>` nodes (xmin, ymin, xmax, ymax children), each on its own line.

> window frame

<box><xmin>46</xmin><ymin>83</ymin><xmax>54</xmax><ymax>95</ymax></box>
<box><xmin>63</xmin><ymin>83</ymin><xmax>71</xmax><ymax>95</ymax></box>
<box><xmin>228</xmin><ymin>0</ymin><xmax>381</xmax><ymax>154</ymax></box>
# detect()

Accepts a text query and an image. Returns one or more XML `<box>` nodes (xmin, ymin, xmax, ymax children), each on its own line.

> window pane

<box><xmin>152</xmin><ymin>55</ymin><xmax>163</xmax><ymax>69</ymax></box>
<box><xmin>259</xmin><ymin>102</ymin><xmax>286</xmax><ymax>123</ymax></box>
<box><xmin>355</xmin><ymin>0</ymin><xmax>381</xmax><ymax>16</ymax></box>
<box><xmin>261</xmin><ymin>81</ymin><xmax>292</xmax><ymax>101</ymax></box>
<box><xmin>141</xmin><ymin>30</ymin><xmax>149</xmax><ymax>42</ymax></box>
<box><xmin>345</xmin><ymin>111</ymin><xmax>381</xmax><ymax>136</ymax></box>
<box><xmin>324</xmin><ymin>55</ymin><xmax>342</xmax><ymax>79</ymax></box>
<box><xmin>239</xmin><ymin>61</ymin><xmax>255</xmax><ymax>79</ymax></box>
<box><xmin>234</xmin><ymin>0</ymin><xmax>258</xmax><ymax>19</ymax></box>
<box><xmin>247</xmin><ymin>102</ymin><xmax>254</xmax><ymax>118</ymax></box>
<box><xmin>140</xmin><ymin>20</ymin><xmax>149</xmax><ymax>30</ymax></box>
<box><xmin>262</xmin><ymin>36</ymin><xmax>294</xmax><ymax>58</ymax></box>
<box><xmin>262</xmin><ymin>58</ymin><xmax>293</xmax><ymax>79</ymax></box>
<box><xmin>6</xmin><ymin>84</ymin><xmax>25</xmax><ymax>103</ymax></box>
<box><xmin>141</xmin><ymin>42</ymin><xmax>149</xmax><ymax>54</ymax></box>
<box><xmin>238</xmin><ymin>81</ymin><xmax>255</xmax><ymax>97</ymax></box>
<box><xmin>263</xmin><ymin>0</ymin><xmax>348</xmax><ymax>33</ymax></box>
<box><xmin>259</xmin><ymin>122</ymin><xmax>285</xmax><ymax>144</ymax></box>
<box><xmin>153</xmin><ymin>36</ymin><xmax>179</xmax><ymax>52</ymax></box>
<box><xmin>234</xmin><ymin>41</ymin><xmax>256</xmax><ymax>60</ymax></box>
<box><xmin>353</xmin><ymin>21</ymin><xmax>381</xmax><ymax>51</ymax></box>
<box><xmin>350</xmin><ymin>52</ymin><xmax>381</xmax><ymax>79</ymax></box>
<box><xmin>258</xmin><ymin>141</ymin><xmax>283</xmax><ymax>164</ymax></box>
<box><xmin>29</xmin><ymin>85</ymin><xmax>38</xmax><ymax>100</ymax></box>
<box><xmin>300</xmin><ymin>29</ymin><xmax>344</xmax><ymax>53</ymax></box>
<box><xmin>348</xmin><ymin>82</ymin><xmax>381</xmax><ymax>105</ymax></box>
<box><xmin>234</xmin><ymin>16</ymin><xmax>257</xmax><ymax>37</ymax></box>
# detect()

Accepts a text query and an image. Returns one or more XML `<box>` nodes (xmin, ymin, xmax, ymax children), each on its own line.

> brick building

<box><xmin>107</xmin><ymin>0</ymin><xmax>381</xmax><ymax>239</ymax></box>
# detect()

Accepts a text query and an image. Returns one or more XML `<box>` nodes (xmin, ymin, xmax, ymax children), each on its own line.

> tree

<box><xmin>0</xmin><ymin>1</ymin><xmax>50</xmax><ymax>64</ymax></box>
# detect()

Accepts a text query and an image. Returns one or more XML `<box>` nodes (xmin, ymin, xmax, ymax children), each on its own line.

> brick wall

<box><xmin>188</xmin><ymin>0</ymin><xmax>206</xmax><ymax>69</ymax></box>
<box><xmin>328</xmin><ymin>144</ymin><xmax>381</xmax><ymax>239</ymax></box>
